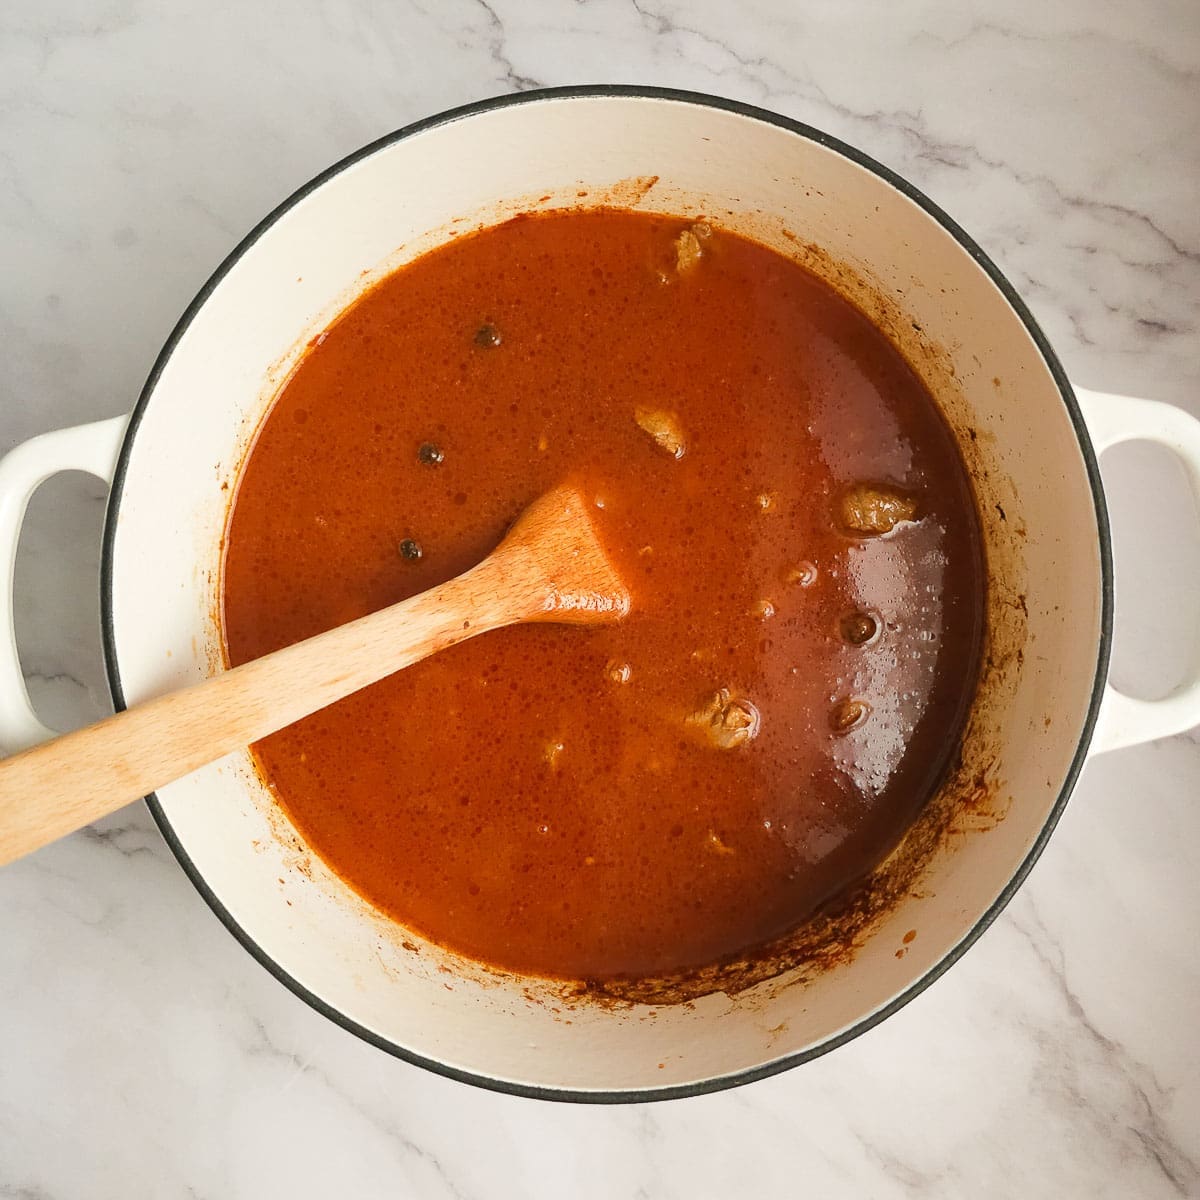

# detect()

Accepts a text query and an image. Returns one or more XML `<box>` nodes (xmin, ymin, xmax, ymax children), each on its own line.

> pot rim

<box><xmin>99</xmin><ymin>84</ymin><xmax>1114</xmax><ymax>1104</ymax></box>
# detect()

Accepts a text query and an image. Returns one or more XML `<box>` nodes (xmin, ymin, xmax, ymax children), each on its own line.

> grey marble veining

<box><xmin>1</xmin><ymin>1</ymin><xmax>1198</xmax><ymax>1196</ymax></box>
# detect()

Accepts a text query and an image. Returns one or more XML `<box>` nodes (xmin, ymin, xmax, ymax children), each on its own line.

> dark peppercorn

<box><xmin>417</xmin><ymin>442</ymin><xmax>444</xmax><ymax>466</ymax></box>
<box><xmin>474</xmin><ymin>323</ymin><xmax>502</xmax><ymax>348</ymax></box>
<box><xmin>830</xmin><ymin>698</ymin><xmax>871</xmax><ymax>734</ymax></box>
<box><xmin>399</xmin><ymin>538</ymin><xmax>423</xmax><ymax>561</ymax></box>
<box><xmin>840</xmin><ymin>611</ymin><xmax>879</xmax><ymax>645</ymax></box>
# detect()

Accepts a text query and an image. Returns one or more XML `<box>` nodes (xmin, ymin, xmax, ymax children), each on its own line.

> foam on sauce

<box><xmin>222</xmin><ymin>209</ymin><xmax>985</xmax><ymax>981</ymax></box>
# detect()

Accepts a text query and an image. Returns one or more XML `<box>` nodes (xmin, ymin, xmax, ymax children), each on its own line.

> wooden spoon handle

<box><xmin>0</xmin><ymin>551</ymin><xmax>544</xmax><ymax>867</ymax></box>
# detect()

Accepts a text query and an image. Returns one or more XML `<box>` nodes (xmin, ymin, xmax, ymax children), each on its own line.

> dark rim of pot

<box><xmin>99</xmin><ymin>85</ymin><xmax>1113</xmax><ymax>1105</ymax></box>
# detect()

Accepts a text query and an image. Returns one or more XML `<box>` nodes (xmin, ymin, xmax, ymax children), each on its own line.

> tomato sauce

<box><xmin>223</xmin><ymin>210</ymin><xmax>985</xmax><ymax>981</ymax></box>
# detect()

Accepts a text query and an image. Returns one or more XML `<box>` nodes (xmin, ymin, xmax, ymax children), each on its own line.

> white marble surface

<box><xmin>2</xmin><ymin>1</ymin><xmax>1199</xmax><ymax>1195</ymax></box>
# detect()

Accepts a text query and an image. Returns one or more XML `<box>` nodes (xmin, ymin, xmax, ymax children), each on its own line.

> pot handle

<box><xmin>1075</xmin><ymin>386</ymin><xmax>1200</xmax><ymax>753</ymax></box>
<box><xmin>0</xmin><ymin>416</ymin><xmax>128</xmax><ymax>754</ymax></box>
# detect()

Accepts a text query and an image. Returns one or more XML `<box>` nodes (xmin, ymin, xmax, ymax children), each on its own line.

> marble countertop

<box><xmin>2</xmin><ymin>2</ymin><xmax>1198</xmax><ymax>1196</ymax></box>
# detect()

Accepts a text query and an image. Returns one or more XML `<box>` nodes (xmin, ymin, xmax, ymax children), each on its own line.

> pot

<box><xmin>2</xmin><ymin>87</ymin><xmax>1198</xmax><ymax>1102</ymax></box>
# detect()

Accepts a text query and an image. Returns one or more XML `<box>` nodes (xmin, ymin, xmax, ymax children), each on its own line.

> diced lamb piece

<box><xmin>687</xmin><ymin>688</ymin><xmax>761</xmax><ymax>750</ymax></box>
<box><xmin>635</xmin><ymin>407</ymin><xmax>687</xmax><ymax>459</ymax></box>
<box><xmin>838</xmin><ymin>484</ymin><xmax>917</xmax><ymax>535</ymax></box>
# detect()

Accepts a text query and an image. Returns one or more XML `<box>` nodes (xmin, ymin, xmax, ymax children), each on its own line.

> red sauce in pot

<box><xmin>222</xmin><ymin>210</ymin><xmax>985</xmax><ymax>981</ymax></box>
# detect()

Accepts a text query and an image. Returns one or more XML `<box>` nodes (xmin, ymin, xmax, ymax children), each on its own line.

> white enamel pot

<box><xmin>3</xmin><ymin>88</ymin><xmax>1199</xmax><ymax>1102</ymax></box>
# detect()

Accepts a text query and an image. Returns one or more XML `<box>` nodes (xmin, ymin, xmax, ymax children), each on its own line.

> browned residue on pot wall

<box><xmin>600</xmin><ymin>174</ymin><xmax>661</xmax><ymax>207</ymax></box>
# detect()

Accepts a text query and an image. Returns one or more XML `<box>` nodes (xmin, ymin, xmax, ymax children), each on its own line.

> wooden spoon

<box><xmin>0</xmin><ymin>485</ymin><xmax>629</xmax><ymax>867</ymax></box>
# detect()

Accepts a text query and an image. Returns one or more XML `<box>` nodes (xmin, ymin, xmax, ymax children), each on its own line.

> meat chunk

<box><xmin>635</xmin><ymin>407</ymin><xmax>687</xmax><ymax>459</ymax></box>
<box><xmin>687</xmin><ymin>688</ymin><xmax>761</xmax><ymax>750</ymax></box>
<box><xmin>673</xmin><ymin>222</ymin><xmax>712</xmax><ymax>274</ymax></box>
<box><xmin>838</xmin><ymin>483</ymin><xmax>917</xmax><ymax>535</ymax></box>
